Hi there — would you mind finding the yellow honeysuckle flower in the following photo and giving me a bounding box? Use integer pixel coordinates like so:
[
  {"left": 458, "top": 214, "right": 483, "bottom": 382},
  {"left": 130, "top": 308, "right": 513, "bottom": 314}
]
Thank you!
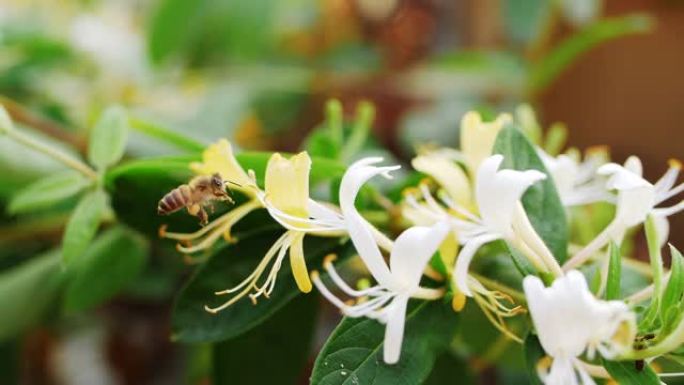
[
  {"left": 411, "top": 152, "right": 471, "bottom": 209},
  {"left": 190, "top": 139, "right": 254, "bottom": 191},
  {"left": 460, "top": 111, "right": 512, "bottom": 177},
  {"left": 265, "top": 152, "right": 310, "bottom": 219}
]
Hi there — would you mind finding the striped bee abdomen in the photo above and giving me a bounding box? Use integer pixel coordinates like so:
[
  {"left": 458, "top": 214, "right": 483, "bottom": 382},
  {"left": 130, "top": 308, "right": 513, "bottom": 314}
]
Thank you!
[{"left": 158, "top": 184, "right": 192, "bottom": 215}]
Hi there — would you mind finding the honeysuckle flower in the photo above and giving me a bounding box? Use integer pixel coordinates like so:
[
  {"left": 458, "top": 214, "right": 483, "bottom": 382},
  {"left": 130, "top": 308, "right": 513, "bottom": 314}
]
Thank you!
[
  {"left": 411, "top": 150, "right": 471, "bottom": 208},
  {"left": 453, "top": 154, "right": 563, "bottom": 296},
  {"left": 538, "top": 148, "right": 612, "bottom": 207},
  {"left": 524, "top": 270, "right": 636, "bottom": 385},
  {"left": 312, "top": 220, "right": 450, "bottom": 364},
  {"left": 565, "top": 156, "right": 684, "bottom": 270},
  {"left": 206, "top": 151, "right": 347, "bottom": 313},
  {"left": 460, "top": 111, "right": 512, "bottom": 177}
]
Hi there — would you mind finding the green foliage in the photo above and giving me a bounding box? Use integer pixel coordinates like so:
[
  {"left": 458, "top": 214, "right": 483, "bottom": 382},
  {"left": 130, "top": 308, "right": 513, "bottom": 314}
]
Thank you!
[
  {"left": 61, "top": 189, "right": 108, "bottom": 265},
  {"left": 493, "top": 124, "right": 568, "bottom": 263},
  {"left": 423, "top": 352, "right": 475, "bottom": 385},
  {"left": 502, "top": 0, "right": 552, "bottom": 45},
  {"left": 662, "top": 246, "right": 684, "bottom": 319},
  {"left": 606, "top": 241, "right": 622, "bottom": 300},
  {"left": 0, "top": 250, "right": 64, "bottom": 341},
  {"left": 63, "top": 227, "right": 148, "bottom": 312},
  {"left": 7, "top": 171, "right": 90, "bottom": 214},
  {"left": 128, "top": 117, "right": 205, "bottom": 153},
  {"left": 529, "top": 14, "right": 654, "bottom": 92},
  {"left": 88, "top": 106, "right": 129, "bottom": 170},
  {"left": 523, "top": 334, "right": 544, "bottom": 385},
  {"left": 310, "top": 301, "right": 459, "bottom": 385},
  {"left": 603, "top": 358, "right": 660, "bottom": 385},
  {"left": 213, "top": 294, "right": 318, "bottom": 385},
  {"left": 172, "top": 230, "right": 350, "bottom": 342}
]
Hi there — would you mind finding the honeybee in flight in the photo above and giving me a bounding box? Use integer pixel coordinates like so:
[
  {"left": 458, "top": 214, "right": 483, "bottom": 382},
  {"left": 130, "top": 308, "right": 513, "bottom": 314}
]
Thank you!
[{"left": 157, "top": 173, "right": 236, "bottom": 225}]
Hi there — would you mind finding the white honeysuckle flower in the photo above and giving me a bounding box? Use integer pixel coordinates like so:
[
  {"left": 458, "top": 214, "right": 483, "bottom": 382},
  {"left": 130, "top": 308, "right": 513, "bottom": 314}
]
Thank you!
[
  {"left": 312, "top": 220, "right": 450, "bottom": 364},
  {"left": 453, "top": 155, "right": 562, "bottom": 296},
  {"left": 558, "top": 0, "right": 602, "bottom": 27},
  {"left": 538, "top": 148, "right": 613, "bottom": 207},
  {"left": 411, "top": 150, "right": 471, "bottom": 208},
  {"left": 565, "top": 156, "right": 684, "bottom": 270},
  {"left": 460, "top": 111, "right": 512, "bottom": 177},
  {"left": 524, "top": 270, "right": 636, "bottom": 385}
]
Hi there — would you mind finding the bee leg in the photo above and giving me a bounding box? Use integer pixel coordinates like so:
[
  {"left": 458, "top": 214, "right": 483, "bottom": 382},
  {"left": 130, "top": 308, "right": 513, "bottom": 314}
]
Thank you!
[
  {"left": 197, "top": 207, "right": 209, "bottom": 226},
  {"left": 224, "top": 194, "right": 235, "bottom": 205},
  {"left": 208, "top": 203, "right": 215, "bottom": 214}
]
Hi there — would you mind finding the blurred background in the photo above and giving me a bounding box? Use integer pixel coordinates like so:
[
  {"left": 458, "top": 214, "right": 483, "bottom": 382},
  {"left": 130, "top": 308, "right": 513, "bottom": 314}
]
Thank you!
[{"left": 0, "top": 0, "right": 682, "bottom": 384}]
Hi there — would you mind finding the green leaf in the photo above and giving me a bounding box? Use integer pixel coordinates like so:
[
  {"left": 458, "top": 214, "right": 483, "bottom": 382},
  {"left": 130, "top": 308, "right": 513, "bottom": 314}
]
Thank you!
[
  {"left": 502, "top": 0, "right": 552, "bottom": 45},
  {"left": 310, "top": 301, "right": 459, "bottom": 385},
  {"left": 603, "top": 358, "right": 660, "bottom": 385},
  {"left": 661, "top": 245, "right": 684, "bottom": 319},
  {"left": 523, "top": 334, "right": 544, "bottom": 385},
  {"left": 423, "top": 352, "right": 475, "bottom": 385},
  {"left": 128, "top": 116, "right": 205, "bottom": 152},
  {"left": 529, "top": 14, "right": 654, "bottom": 93},
  {"left": 172, "top": 230, "right": 350, "bottom": 342},
  {"left": 62, "top": 189, "right": 108, "bottom": 265},
  {"left": 645, "top": 215, "right": 664, "bottom": 297},
  {"left": 606, "top": 241, "right": 622, "bottom": 300},
  {"left": 213, "top": 294, "right": 318, "bottom": 385},
  {"left": 64, "top": 227, "right": 148, "bottom": 312},
  {"left": 493, "top": 124, "right": 568, "bottom": 263},
  {"left": 88, "top": 106, "right": 129, "bottom": 170},
  {"left": 0, "top": 250, "right": 64, "bottom": 341},
  {"left": 8, "top": 171, "right": 90, "bottom": 214},
  {"left": 147, "top": 0, "right": 208, "bottom": 64}
]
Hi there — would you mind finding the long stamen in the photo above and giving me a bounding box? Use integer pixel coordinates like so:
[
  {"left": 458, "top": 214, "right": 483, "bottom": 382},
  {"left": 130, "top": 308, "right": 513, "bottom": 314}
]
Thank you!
[
  {"left": 323, "top": 255, "right": 386, "bottom": 297},
  {"left": 656, "top": 182, "right": 684, "bottom": 204}
]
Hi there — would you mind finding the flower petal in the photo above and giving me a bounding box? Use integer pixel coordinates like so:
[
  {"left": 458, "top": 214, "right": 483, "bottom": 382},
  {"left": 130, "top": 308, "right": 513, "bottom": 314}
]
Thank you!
[
  {"left": 453, "top": 233, "right": 501, "bottom": 296},
  {"left": 476, "top": 155, "right": 546, "bottom": 237},
  {"left": 389, "top": 221, "right": 450, "bottom": 290},
  {"left": 190, "top": 139, "right": 252, "bottom": 187},
  {"left": 411, "top": 153, "right": 471, "bottom": 207},
  {"left": 289, "top": 232, "right": 312, "bottom": 293},
  {"left": 339, "top": 158, "right": 400, "bottom": 287},
  {"left": 460, "top": 111, "right": 512, "bottom": 177},
  {"left": 265, "top": 152, "right": 311, "bottom": 218},
  {"left": 383, "top": 295, "right": 409, "bottom": 364}
]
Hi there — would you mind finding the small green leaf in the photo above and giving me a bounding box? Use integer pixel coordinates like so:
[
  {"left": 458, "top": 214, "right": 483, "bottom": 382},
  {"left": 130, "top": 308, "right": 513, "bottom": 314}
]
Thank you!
[
  {"left": 493, "top": 124, "right": 568, "bottom": 263},
  {"left": 172, "top": 230, "right": 350, "bottom": 342},
  {"left": 8, "top": 171, "right": 90, "bottom": 214},
  {"left": 606, "top": 241, "right": 622, "bottom": 300},
  {"left": 0, "top": 250, "right": 64, "bottom": 341},
  {"left": 603, "top": 358, "right": 660, "bottom": 385},
  {"left": 64, "top": 226, "right": 148, "bottom": 312},
  {"left": 529, "top": 14, "right": 654, "bottom": 92},
  {"left": 661, "top": 246, "right": 684, "bottom": 320},
  {"left": 523, "top": 334, "right": 544, "bottom": 385},
  {"left": 88, "top": 106, "right": 129, "bottom": 170},
  {"left": 62, "top": 189, "right": 108, "bottom": 265},
  {"left": 310, "top": 301, "right": 459, "bottom": 385},
  {"left": 645, "top": 215, "right": 664, "bottom": 299},
  {"left": 213, "top": 294, "right": 318, "bottom": 385}
]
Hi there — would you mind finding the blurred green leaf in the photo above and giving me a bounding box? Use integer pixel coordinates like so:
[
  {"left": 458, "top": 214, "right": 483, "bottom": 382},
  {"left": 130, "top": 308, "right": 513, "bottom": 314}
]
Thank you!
[
  {"left": 529, "top": 14, "right": 654, "bottom": 93},
  {"left": 88, "top": 106, "right": 129, "bottom": 170},
  {"left": 172, "top": 230, "right": 350, "bottom": 342},
  {"left": 606, "top": 241, "right": 622, "bottom": 300},
  {"left": 310, "top": 301, "right": 459, "bottom": 385},
  {"left": 62, "top": 189, "right": 108, "bottom": 265},
  {"left": 502, "top": 0, "right": 552, "bottom": 45},
  {"left": 662, "top": 246, "right": 684, "bottom": 320},
  {"left": 494, "top": 125, "right": 568, "bottom": 263},
  {"left": 128, "top": 116, "right": 205, "bottom": 153},
  {"left": 523, "top": 334, "right": 544, "bottom": 385},
  {"left": 603, "top": 358, "right": 660, "bottom": 385},
  {"left": 213, "top": 294, "right": 318, "bottom": 385},
  {"left": 305, "top": 129, "right": 341, "bottom": 160},
  {"left": 64, "top": 226, "right": 148, "bottom": 312},
  {"left": 423, "top": 352, "right": 475, "bottom": 385},
  {"left": 0, "top": 250, "right": 63, "bottom": 341},
  {"left": 148, "top": 0, "right": 209, "bottom": 64},
  {"left": 8, "top": 171, "right": 90, "bottom": 214}
]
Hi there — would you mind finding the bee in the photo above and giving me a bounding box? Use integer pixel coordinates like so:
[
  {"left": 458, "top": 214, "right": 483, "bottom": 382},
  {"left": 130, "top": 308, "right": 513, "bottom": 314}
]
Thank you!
[{"left": 157, "top": 173, "right": 235, "bottom": 225}]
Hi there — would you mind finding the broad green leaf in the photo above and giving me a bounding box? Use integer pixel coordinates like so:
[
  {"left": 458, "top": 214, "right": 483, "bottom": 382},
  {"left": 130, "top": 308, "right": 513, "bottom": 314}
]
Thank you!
[
  {"left": 529, "top": 14, "right": 653, "bottom": 92},
  {"left": 603, "top": 358, "right": 660, "bottom": 385},
  {"left": 64, "top": 227, "right": 148, "bottom": 312},
  {"left": 213, "top": 294, "right": 318, "bottom": 385},
  {"left": 661, "top": 246, "right": 684, "bottom": 319},
  {"left": 147, "top": 0, "right": 208, "bottom": 64},
  {"left": 8, "top": 171, "right": 90, "bottom": 214},
  {"left": 606, "top": 241, "right": 622, "bottom": 300},
  {"left": 310, "top": 301, "right": 459, "bottom": 385},
  {"left": 106, "top": 153, "right": 346, "bottom": 235},
  {"left": 493, "top": 125, "right": 568, "bottom": 263},
  {"left": 0, "top": 250, "right": 64, "bottom": 341},
  {"left": 88, "top": 106, "right": 129, "bottom": 170},
  {"left": 523, "top": 334, "right": 544, "bottom": 385},
  {"left": 172, "top": 230, "right": 350, "bottom": 342},
  {"left": 424, "top": 352, "right": 475, "bottom": 385},
  {"left": 62, "top": 189, "right": 108, "bottom": 265}
]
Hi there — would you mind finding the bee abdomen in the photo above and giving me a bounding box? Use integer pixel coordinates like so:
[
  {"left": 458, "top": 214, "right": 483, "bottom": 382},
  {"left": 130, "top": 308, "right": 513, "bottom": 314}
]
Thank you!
[{"left": 157, "top": 185, "right": 192, "bottom": 215}]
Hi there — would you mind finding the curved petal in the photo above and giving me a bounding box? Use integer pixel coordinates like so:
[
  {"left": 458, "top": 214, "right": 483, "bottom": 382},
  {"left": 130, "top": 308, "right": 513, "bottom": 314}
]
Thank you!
[
  {"left": 453, "top": 233, "right": 500, "bottom": 296},
  {"left": 383, "top": 295, "right": 409, "bottom": 364},
  {"left": 265, "top": 152, "right": 311, "bottom": 218},
  {"left": 389, "top": 221, "right": 450, "bottom": 290},
  {"left": 476, "top": 155, "right": 546, "bottom": 237},
  {"left": 189, "top": 139, "right": 252, "bottom": 187},
  {"left": 289, "top": 232, "right": 312, "bottom": 293},
  {"left": 460, "top": 111, "right": 512, "bottom": 176},
  {"left": 411, "top": 153, "right": 471, "bottom": 207},
  {"left": 652, "top": 213, "right": 670, "bottom": 248},
  {"left": 339, "top": 158, "right": 400, "bottom": 287}
]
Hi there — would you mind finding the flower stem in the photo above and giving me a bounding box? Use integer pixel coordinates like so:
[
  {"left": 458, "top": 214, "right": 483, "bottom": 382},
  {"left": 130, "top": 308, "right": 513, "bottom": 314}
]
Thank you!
[{"left": 6, "top": 127, "right": 98, "bottom": 180}]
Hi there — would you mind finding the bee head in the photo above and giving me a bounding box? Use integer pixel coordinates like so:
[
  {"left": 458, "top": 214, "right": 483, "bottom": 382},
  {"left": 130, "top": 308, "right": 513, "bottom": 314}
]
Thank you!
[{"left": 210, "top": 173, "right": 227, "bottom": 196}]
